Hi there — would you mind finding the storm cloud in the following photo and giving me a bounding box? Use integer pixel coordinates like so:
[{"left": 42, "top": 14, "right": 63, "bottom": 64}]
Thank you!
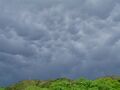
[{"left": 0, "top": 0, "right": 120, "bottom": 86}]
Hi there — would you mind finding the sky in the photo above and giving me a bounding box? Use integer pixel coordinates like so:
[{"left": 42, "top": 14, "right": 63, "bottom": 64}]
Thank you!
[{"left": 0, "top": 0, "right": 120, "bottom": 86}]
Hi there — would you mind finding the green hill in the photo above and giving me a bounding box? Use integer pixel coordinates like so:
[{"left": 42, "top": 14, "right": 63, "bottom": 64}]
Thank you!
[
  {"left": 1, "top": 76, "right": 120, "bottom": 90},
  {"left": 0, "top": 87, "right": 5, "bottom": 90}
]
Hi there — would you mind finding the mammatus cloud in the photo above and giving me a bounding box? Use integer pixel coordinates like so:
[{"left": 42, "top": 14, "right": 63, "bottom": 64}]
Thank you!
[{"left": 0, "top": 0, "right": 120, "bottom": 86}]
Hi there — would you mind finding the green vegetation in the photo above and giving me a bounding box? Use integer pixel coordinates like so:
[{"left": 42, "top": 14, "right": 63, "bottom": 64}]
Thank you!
[
  {"left": 0, "top": 87, "right": 5, "bottom": 90},
  {"left": 1, "top": 76, "right": 120, "bottom": 90}
]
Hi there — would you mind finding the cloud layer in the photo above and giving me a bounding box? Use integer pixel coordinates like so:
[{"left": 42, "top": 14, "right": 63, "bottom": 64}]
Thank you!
[{"left": 0, "top": 0, "right": 120, "bottom": 86}]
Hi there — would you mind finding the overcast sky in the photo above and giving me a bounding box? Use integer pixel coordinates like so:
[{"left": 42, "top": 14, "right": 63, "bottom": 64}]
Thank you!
[{"left": 0, "top": 0, "right": 120, "bottom": 86}]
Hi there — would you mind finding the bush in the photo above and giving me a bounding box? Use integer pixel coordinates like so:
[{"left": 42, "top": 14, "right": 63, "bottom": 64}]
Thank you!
[{"left": 3, "top": 76, "right": 120, "bottom": 90}]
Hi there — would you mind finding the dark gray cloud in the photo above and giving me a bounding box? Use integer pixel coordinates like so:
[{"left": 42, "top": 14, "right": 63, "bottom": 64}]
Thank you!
[{"left": 0, "top": 0, "right": 120, "bottom": 86}]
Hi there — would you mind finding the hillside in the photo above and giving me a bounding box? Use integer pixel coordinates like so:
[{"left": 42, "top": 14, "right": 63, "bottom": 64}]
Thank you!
[{"left": 1, "top": 76, "right": 120, "bottom": 90}]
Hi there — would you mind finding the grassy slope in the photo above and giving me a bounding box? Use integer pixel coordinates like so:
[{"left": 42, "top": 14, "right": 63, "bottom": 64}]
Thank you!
[
  {"left": 2, "top": 76, "right": 120, "bottom": 90},
  {"left": 0, "top": 87, "right": 5, "bottom": 90}
]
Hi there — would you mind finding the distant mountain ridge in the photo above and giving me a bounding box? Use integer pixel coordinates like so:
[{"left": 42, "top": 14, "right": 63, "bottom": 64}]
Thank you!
[{"left": 97, "top": 75, "right": 120, "bottom": 80}]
